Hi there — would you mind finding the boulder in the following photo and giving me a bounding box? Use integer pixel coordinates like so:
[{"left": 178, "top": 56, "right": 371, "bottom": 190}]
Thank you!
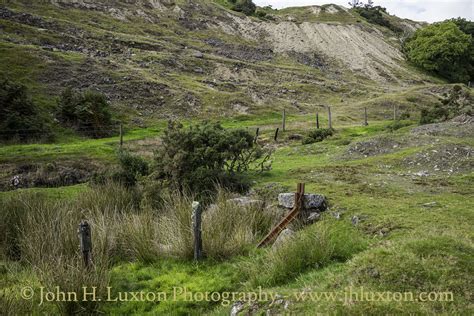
[
  {"left": 272, "top": 228, "right": 294, "bottom": 249},
  {"left": 278, "top": 193, "right": 326, "bottom": 210}
]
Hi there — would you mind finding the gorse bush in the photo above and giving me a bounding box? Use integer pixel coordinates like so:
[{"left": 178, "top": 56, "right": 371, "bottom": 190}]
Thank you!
[
  {"left": 303, "top": 128, "right": 334, "bottom": 144},
  {"left": 114, "top": 150, "right": 150, "bottom": 187},
  {"left": 56, "top": 88, "right": 113, "bottom": 138},
  {"left": 0, "top": 79, "right": 52, "bottom": 142},
  {"left": 153, "top": 121, "right": 271, "bottom": 197},
  {"left": 92, "top": 150, "right": 150, "bottom": 187},
  {"left": 240, "top": 220, "right": 367, "bottom": 287}
]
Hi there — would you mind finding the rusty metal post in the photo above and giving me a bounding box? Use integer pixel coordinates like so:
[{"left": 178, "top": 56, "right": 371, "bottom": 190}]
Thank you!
[
  {"left": 78, "top": 220, "right": 92, "bottom": 268},
  {"left": 274, "top": 127, "right": 279, "bottom": 142},
  {"left": 192, "top": 202, "right": 203, "bottom": 261}
]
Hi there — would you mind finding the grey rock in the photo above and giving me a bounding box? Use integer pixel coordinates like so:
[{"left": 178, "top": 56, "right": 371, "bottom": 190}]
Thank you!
[
  {"left": 307, "top": 212, "right": 321, "bottom": 223},
  {"left": 351, "top": 215, "right": 359, "bottom": 225},
  {"left": 227, "top": 197, "right": 264, "bottom": 209},
  {"left": 10, "top": 175, "right": 21, "bottom": 188},
  {"left": 193, "top": 51, "right": 203, "bottom": 58},
  {"left": 230, "top": 301, "right": 244, "bottom": 316},
  {"left": 272, "top": 228, "right": 294, "bottom": 249},
  {"left": 278, "top": 193, "right": 326, "bottom": 210}
]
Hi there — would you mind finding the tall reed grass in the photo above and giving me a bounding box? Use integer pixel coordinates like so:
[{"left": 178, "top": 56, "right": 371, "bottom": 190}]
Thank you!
[{"left": 1, "top": 183, "right": 276, "bottom": 313}]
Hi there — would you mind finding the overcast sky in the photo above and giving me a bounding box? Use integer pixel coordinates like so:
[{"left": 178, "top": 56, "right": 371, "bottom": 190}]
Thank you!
[{"left": 254, "top": 0, "right": 473, "bottom": 23}]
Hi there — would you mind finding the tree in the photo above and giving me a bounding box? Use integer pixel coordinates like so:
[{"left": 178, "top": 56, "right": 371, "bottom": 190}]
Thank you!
[
  {"left": 448, "top": 17, "right": 474, "bottom": 37},
  {"left": 56, "top": 88, "right": 113, "bottom": 138},
  {"left": 404, "top": 22, "right": 472, "bottom": 83},
  {"left": 0, "top": 79, "right": 52, "bottom": 142},
  {"left": 152, "top": 121, "right": 271, "bottom": 196}
]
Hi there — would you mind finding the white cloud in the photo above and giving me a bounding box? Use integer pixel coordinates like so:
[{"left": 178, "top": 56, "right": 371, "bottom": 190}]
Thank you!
[{"left": 254, "top": 0, "right": 474, "bottom": 23}]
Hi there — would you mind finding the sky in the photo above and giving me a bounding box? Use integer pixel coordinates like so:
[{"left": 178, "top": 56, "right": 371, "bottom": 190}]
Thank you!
[{"left": 253, "top": 0, "right": 474, "bottom": 23}]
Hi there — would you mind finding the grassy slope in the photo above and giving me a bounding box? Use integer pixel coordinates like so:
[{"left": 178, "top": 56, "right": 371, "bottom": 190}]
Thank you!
[{"left": 2, "top": 116, "right": 472, "bottom": 314}]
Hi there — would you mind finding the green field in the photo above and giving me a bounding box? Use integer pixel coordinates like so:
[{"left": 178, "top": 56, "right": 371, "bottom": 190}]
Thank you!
[{"left": 2, "top": 114, "right": 473, "bottom": 314}]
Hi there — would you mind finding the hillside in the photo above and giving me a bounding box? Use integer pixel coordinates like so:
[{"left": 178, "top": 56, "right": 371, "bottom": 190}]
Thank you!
[{"left": 1, "top": 0, "right": 435, "bottom": 123}]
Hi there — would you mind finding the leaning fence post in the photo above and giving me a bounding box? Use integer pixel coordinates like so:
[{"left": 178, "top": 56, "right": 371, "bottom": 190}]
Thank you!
[
  {"left": 274, "top": 127, "right": 279, "bottom": 142},
  {"left": 364, "top": 107, "right": 368, "bottom": 126},
  {"left": 192, "top": 201, "right": 203, "bottom": 261},
  {"left": 254, "top": 128, "right": 259, "bottom": 144},
  {"left": 78, "top": 220, "right": 92, "bottom": 268},
  {"left": 328, "top": 106, "right": 332, "bottom": 129}
]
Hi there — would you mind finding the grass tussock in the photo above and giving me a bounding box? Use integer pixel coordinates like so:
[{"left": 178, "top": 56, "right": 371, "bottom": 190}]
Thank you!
[
  {"left": 202, "top": 191, "right": 274, "bottom": 259},
  {"left": 0, "top": 182, "right": 159, "bottom": 314},
  {"left": 240, "top": 219, "right": 367, "bottom": 287}
]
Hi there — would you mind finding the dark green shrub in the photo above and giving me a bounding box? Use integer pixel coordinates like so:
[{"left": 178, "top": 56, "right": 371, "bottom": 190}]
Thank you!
[
  {"left": 57, "top": 88, "right": 113, "bottom": 138},
  {"left": 231, "top": 0, "right": 256, "bottom": 16},
  {"left": 0, "top": 79, "right": 52, "bottom": 142},
  {"left": 302, "top": 128, "right": 334, "bottom": 144},
  {"left": 385, "top": 120, "right": 412, "bottom": 132},
  {"left": 355, "top": 5, "right": 402, "bottom": 33},
  {"left": 92, "top": 151, "right": 149, "bottom": 187},
  {"left": 153, "top": 121, "right": 271, "bottom": 196},
  {"left": 420, "top": 85, "right": 473, "bottom": 124}
]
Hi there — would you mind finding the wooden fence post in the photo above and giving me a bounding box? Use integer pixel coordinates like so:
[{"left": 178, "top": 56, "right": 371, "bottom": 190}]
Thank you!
[
  {"left": 364, "top": 107, "right": 368, "bottom": 126},
  {"left": 78, "top": 220, "right": 92, "bottom": 268},
  {"left": 192, "top": 201, "right": 203, "bottom": 261},
  {"left": 393, "top": 104, "right": 398, "bottom": 121},
  {"left": 274, "top": 128, "right": 279, "bottom": 142},
  {"left": 254, "top": 128, "right": 259, "bottom": 144},
  {"left": 316, "top": 112, "right": 320, "bottom": 129},
  {"left": 282, "top": 109, "right": 286, "bottom": 132},
  {"left": 328, "top": 106, "right": 332, "bottom": 129},
  {"left": 119, "top": 123, "right": 123, "bottom": 148}
]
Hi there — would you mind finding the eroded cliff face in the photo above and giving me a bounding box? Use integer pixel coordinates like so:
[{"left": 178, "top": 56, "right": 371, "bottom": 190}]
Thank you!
[{"left": 214, "top": 12, "right": 405, "bottom": 81}]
